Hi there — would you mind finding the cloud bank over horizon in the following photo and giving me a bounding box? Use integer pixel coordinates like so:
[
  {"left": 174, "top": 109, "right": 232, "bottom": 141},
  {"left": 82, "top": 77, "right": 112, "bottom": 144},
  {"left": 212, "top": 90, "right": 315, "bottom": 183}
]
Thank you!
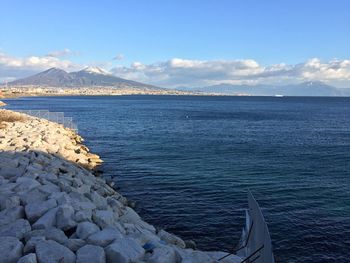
[
  {"left": 1, "top": 51, "right": 350, "bottom": 88},
  {"left": 110, "top": 58, "right": 350, "bottom": 88},
  {"left": 0, "top": 51, "right": 81, "bottom": 82}
]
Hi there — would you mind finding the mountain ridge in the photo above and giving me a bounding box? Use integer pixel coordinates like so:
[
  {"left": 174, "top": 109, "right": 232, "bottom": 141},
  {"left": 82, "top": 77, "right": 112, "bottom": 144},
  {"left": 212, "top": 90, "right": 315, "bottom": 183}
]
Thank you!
[
  {"left": 8, "top": 67, "right": 161, "bottom": 90},
  {"left": 181, "top": 81, "right": 349, "bottom": 96}
]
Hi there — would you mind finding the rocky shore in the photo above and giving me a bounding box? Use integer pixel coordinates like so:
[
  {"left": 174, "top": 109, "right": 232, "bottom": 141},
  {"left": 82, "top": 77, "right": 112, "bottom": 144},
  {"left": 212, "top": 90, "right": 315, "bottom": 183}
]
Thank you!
[{"left": 0, "top": 109, "right": 240, "bottom": 263}]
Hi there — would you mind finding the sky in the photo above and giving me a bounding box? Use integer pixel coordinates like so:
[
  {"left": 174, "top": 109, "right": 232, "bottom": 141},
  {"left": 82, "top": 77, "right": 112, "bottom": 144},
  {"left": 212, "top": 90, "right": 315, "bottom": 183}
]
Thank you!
[{"left": 0, "top": 0, "right": 350, "bottom": 88}]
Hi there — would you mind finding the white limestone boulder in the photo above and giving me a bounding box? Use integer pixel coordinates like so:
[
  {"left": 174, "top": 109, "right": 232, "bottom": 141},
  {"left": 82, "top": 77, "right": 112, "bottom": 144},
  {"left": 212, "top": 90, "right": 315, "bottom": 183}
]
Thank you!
[
  {"left": 76, "top": 221, "right": 100, "bottom": 239},
  {"left": 0, "top": 218, "right": 31, "bottom": 239},
  {"left": 119, "top": 207, "right": 156, "bottom": 233},
  {"left": 32, "top": 207, "right": 58, "bottom": 230},
  {"left": 75, "top": 209, "right": 93, "bottom": 222},
  {"left": 17, "top": 253, "right": 38, "bottom": 263},
  {"left": 87, "top": 191, "right": 108, "bottom": 209},
  {"left": 92, "top": 209, "right": 116, "bottom": 228},
  {"left": 19, "top": 188, "right": 48, "bottom": 206},
  {"left": 56, "top": 204, "right": 77, "bottom": 230},
  {"left": 35, "top": 240, "right": 76, "bottom": 263},
  {"left": 105, "top": 237, "right": 145, "bottom": 263},
  {"left": 158, "top": 229, "right": 186, "bottom": 248},
  {"left": 0, "top": 236, "right": 23, "bottom": 263},
  {"left": 65, "top": 238, "right": 86, "bottom": 252},
  {"left": 0, "top": 206, "right": 24, "bottom": 226},
  {"left": 76, "top": 244, "right": 106, "bottom": 263},
  {"left": 14, "top": 177, "right": 41, "bottom": 193},
  {"left": 87, "top": 227, "right": 123, "bottom": 247},
  {"left": 25, "top": 199, "right": 57, "bottom": 223},
  {"left": 145, "top": 246, "right": 180, "bottom": 263}
]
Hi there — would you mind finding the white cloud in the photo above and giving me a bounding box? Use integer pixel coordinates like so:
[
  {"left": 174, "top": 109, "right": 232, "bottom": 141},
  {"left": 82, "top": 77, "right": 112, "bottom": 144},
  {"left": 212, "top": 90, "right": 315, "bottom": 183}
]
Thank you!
[
  {"left": 298, "top": 58, "right": 350, "bottom": 80},
  {"left": 46, "top": 48, "right": 77, "bottom": 58},
  {"left": 1, "top": 51, "right": 350, "bottom": 88},
  {"left": 113, "top": 54, "right": 124, "bottom": 60},
  {"left": 111, "top": 58, "right": 350, "bottom": 88},
  {"left": 0, "top": 52, "right": 81, "bottom": 82}
]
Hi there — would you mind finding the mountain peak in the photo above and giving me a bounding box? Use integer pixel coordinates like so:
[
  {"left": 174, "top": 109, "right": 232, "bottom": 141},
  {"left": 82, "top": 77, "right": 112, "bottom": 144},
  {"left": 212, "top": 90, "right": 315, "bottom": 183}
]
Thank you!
[
  {"left": 44, "top": 67, "right": 67, "bottom": 73},
  {"left": 8, "top": 66, "right": 158, "bottom": 89},
  {"left": 81, "top": 66, "right": 110, "bottom": 75}
]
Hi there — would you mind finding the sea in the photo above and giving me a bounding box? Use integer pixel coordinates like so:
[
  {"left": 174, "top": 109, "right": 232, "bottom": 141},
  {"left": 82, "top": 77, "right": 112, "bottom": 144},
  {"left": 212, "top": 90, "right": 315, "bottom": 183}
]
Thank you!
[{"left": 4, "top": 95, "right": 350, "bottom": 262}]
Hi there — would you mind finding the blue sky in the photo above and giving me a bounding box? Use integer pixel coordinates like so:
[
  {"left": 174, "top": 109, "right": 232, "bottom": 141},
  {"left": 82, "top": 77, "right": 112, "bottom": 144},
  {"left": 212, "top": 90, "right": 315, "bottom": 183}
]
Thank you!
[{"left": 1, "top": 0, "right": 350, "bottom": 87}]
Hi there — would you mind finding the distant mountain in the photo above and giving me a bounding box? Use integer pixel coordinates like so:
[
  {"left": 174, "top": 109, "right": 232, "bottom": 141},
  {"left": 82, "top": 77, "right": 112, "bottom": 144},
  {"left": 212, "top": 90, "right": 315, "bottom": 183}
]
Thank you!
[
  {"left": 185, "top": 81, "right": 344, "bottom": 96},
  {"left": 8, "top": 67, "right": 160, "bottom": 89}
]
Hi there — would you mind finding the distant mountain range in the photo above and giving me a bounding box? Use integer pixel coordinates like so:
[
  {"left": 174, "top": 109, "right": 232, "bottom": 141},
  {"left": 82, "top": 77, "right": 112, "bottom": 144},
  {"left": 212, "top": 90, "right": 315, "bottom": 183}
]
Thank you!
[
  {"left": 180, "top": 81, "right": 350, "bottom": 96},
  {"left": 8, "top": 67, "right": 161, "bottom": 89},
  {"left": 6, "top": 67, "right": 350, "bottom": 96}
]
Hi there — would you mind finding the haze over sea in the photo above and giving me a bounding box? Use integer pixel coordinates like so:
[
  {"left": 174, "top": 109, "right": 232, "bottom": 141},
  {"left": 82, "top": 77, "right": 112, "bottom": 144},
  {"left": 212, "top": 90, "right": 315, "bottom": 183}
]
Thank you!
[{"left": 5, "top": 95, "right": 350, "bottom": 263}]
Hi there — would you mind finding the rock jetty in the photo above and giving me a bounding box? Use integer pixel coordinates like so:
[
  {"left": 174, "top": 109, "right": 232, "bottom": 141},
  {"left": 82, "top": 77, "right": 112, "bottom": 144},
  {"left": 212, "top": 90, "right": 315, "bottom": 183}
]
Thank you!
[{"left": 0, "top": 109, "right": 240, "bottom": 263}]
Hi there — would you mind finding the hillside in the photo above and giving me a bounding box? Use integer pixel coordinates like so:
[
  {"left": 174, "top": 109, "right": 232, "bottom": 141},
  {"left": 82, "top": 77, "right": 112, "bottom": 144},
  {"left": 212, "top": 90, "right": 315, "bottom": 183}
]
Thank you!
[
  {"left": 8, "top": 67, "right": 161, "bottom": 90},
  {"left": 186, "top": 81, "right": 344, "bottom": 96}
]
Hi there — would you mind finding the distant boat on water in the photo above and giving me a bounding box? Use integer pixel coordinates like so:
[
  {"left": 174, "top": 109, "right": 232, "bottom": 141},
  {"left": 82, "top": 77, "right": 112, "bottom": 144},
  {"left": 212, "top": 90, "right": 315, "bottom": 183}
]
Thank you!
[{"left": 274, "top": 94, "right": 284, "bottom": 97}]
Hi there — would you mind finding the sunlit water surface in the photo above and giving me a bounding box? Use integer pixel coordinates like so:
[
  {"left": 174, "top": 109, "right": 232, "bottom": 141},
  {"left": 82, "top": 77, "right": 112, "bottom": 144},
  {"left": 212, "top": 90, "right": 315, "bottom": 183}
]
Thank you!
[{"left": 5, "top": 95, "right": 350, "bottom": 262}]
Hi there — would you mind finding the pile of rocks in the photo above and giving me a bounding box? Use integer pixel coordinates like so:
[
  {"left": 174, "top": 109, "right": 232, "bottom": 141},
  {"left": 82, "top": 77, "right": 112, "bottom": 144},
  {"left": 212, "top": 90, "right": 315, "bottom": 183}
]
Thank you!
[{"left": 0, "top": 110, "right": 240, "bottom": 263}]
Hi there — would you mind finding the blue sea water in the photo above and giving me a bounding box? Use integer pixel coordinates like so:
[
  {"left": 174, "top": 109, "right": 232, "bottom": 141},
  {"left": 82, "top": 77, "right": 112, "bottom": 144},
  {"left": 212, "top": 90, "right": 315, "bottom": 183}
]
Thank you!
[{"left": 4, "top": 95, "right": 350, "bottom": 262}]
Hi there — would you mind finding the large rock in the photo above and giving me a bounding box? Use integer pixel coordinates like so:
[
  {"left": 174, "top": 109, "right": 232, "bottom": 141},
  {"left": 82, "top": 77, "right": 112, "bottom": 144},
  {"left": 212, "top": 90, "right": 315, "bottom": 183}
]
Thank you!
[
  {"left": 1, "top": 166, "right": 25, "bottom": 179},
  {"left": 72, "top": 200, "right": 96, "bottom": 211},
  {"left": 38, "top": 183, "right": 60, "bottom": 195},
  {"left": 119, "top": 207, "right": 155, "bottom": 233},
  {"left": 35, "top": 240, "right": 76, "bottom": 263},
  {"left": 69, "top": 191, "right": 91, "bottom": 203},
  {"left": 92, "top": 210, "right": 116, "bottom": 228},
  {"left": 17, "top": 253, "right": 37, "bottom": 263},
  {"left": 87, "top": 227, "right": 123, "bottom": 247},
  {"left": 75, "top": 209, "right": 92, "bottom": 222},
  {"left": 37, "top": 172, "right": 58, "bottom": 184},
  {"left": 0, "top": 218, "right": 31, "bottom": 239},
  {"left": 76, "top": 184, "right": 91, "bottom": 194},
  {"left": 105, "top": 237, "right": 145, "bottom": 263},
  {"left": 128, "top": 227, "right": 160, "bottom": 246},
  {"left": 23, "top": 236, "right": 45, "bottom": 254},
  {"left": 24, "top": 230, "right": 45, "bottom": 243},
  {"left": 0, "top": 183, "right": 17, "bottom": 196},
  {"left": 0, "top": 206, "right": 24, "bottom": 226},
  {"left": 14, "top": 177, "right": 41, "bottom": 192},
  {"left": 25, "top": 199, "right": 57, "bottom": 223},
  {"left": 32, "top": 207, "right": 58, "bottom": 230},
  {"left": 76, "top": 221, "right": 100, "bottom": 239},
  {"left": 44, "top": 227, "right": 68, "bottom": 245},
  {"left": 158, "top": 229, "right": 186, "bottom": 248},
  {"left": 56, "top": 205, "right": 76, "bottom": 230},
  {"left": 19, "top": 188, "right": 48, "bottom": 206},
  {"left": 0, "top": 236, "right": 23, "bottom": 263},
  {"left": 87, "top": 191, "right": 108, "bottom": 210},
  {"left": 146, "top": 246, "right": 180, "bottom": 263},
  {"left": 106, "top": 196, "right": 124, "bottom": 214},
  {"left": 76, "top": 245, "right": 106, "bottom": 263},
  {"left": 49, "top": 192, "right": 71, "bottom": 205},
  {"left": 1, "top": 195, "right": 21, "bottom": 210},
  {"left": 65, "top": 238, "right": 86, "bottom": 252}
]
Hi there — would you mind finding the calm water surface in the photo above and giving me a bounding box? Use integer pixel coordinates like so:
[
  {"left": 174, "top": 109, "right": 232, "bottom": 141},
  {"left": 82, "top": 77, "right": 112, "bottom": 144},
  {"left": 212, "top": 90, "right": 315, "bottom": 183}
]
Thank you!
[{"left": 5, "top": 95, "right": 350, "bottom": 262}]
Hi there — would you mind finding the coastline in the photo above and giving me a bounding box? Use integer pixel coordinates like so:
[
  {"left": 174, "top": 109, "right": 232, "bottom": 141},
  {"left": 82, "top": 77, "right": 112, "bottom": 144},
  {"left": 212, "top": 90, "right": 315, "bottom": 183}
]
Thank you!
[
  {"left": 0, "top": 86, "right": 252, "bottom": 99},
  {"left": 0, "top": 109, "right": 240, "bottom": 263},
  {"left": 0, "top": 86, "right": 201, "bottom": 99}
]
